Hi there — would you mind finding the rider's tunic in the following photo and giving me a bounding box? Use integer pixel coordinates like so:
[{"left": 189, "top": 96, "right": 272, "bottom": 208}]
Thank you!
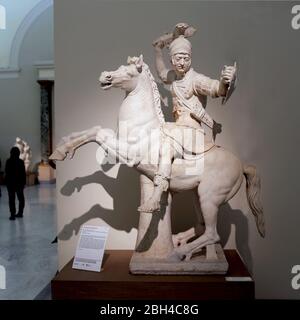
[
  {"left": 171, "top": 68, "right": 220, "bottom": 130},
  {"left": 161, "top": 68, "right": 219, "bottom": 155}
]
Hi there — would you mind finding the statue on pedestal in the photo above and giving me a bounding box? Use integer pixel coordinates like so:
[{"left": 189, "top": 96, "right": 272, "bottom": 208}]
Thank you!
[
  {"left": 15, "top": 137, "right": 32, "bottom": 173},
  {"left": 50, "top": 23, "right": 264, "bottom": 274}
]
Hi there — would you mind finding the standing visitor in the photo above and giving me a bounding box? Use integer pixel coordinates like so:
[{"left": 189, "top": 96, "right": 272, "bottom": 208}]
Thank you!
[{"left": 5, "top": 147, "right": 26, "bottom": 220}]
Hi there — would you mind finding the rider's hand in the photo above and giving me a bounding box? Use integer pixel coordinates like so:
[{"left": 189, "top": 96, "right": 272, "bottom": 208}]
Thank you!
[
  {"left": 220, "top": 65, "right": 236, "bottom": 85},
  {"left": 153, "top": 40, "right": 165, "bottom": 50},
  {"left": 213, "top": 121, "right": 222, "bottom": 141}
]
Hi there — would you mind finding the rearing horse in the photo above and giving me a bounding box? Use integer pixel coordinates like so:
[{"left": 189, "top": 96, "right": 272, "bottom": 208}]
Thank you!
[{"left": 50, "top": 55, "right": 265, "bottom": 263}]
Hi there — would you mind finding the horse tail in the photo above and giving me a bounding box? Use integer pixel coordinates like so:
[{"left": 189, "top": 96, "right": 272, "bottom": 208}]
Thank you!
[{"left": 243, "top": 164, "right": 265, "bottom": 238}]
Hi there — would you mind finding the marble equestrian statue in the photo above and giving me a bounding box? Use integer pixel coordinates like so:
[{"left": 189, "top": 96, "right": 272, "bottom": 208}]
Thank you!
[{"left": 50, "top": 28, "right": 265, "bottom": 274}]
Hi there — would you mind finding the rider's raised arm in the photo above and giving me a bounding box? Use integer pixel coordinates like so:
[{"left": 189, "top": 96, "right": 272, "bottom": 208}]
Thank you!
[
  {"left": 193, "top": 65, "right": 237, "bottom": 98},
  {"left": 154, "top": 43, "right": 175, "bottom": 84}
]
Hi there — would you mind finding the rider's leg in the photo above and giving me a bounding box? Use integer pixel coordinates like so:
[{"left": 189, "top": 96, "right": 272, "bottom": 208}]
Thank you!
[{"left": 138, "top": 138, "right": 175, "bottom": 213}]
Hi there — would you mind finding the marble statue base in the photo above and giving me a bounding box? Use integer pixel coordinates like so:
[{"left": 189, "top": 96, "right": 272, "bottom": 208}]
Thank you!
[
  {"left": 38, "top": 163, "right": 56, "bottom": 183},
  {"left": 129, "top": 244, "right": 228, "bottom": 275}
]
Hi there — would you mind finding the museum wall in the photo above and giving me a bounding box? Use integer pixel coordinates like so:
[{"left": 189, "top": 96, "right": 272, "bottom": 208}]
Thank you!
[
  {"left": 54, "top": 0, "right": 300, "bottom": 299},
  {"left": 0, "top": 0, "right": 42, "bottom": 68},
  {"left": 0, "top": 6, "right": 53, "bottom": 170}
]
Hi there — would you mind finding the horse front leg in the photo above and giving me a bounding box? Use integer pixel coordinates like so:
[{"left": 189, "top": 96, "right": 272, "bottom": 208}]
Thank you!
[
  {"left": 172, "top": 227, "right": 196, "bottom": 247},
  {"left": 50, "top": 126, "right": 101, "bottom": 161},
  {"left": 50, "top": 125, "right": 135, "bottom": 166}
]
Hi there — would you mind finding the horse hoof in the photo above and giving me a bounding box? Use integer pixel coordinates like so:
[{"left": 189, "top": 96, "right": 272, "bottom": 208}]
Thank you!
[
  {"left": 49, "top": 149, "right": 66, "bottom": 161},
  {"left": 172, "top": 235, "right": 187, "bottom": 247},
  {"left": 184, "top": 253, "right": 193, "bottom": 261},
  {"left": 172, "top": 235, "right": 180, "bottom": 247},
  {"left": 167, "top": 251, "right": 183, "bottom": 262}
]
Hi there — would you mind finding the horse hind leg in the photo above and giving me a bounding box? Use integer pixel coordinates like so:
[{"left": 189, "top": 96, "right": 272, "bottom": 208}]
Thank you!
[
  {"left": 172, "top": 189, "right": 205, "bottom": 247},
  {"left": 186, "top": 201, "right": 220, "bottom": 260},
  {"left": 170, "top": 189, "right": 221, "bottom": 262}
]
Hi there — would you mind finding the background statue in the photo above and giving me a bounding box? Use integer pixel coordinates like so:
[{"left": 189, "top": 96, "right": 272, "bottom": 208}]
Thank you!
[
  {"left": 14, "top": 137, "right": 32, "bottom": 173},
  {"left": 50, "top": 52, "right": 264, "bottom": 274}
]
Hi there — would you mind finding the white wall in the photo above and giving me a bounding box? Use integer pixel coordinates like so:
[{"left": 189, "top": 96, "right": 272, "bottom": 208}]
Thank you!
[
  {"left": 54, "top": 0, "right": 300, "bottom": 299},
  {"left": 0, "top": 6, "right": 53, "bottom": 170}
]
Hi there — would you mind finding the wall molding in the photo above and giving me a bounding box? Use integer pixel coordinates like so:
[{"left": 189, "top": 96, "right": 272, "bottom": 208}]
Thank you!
[
  {"left": 34, "top": 60, "right": 55, "bottom": 80},
  {"left": 0, "top": 67, "right": 21, "bottom": 79}
]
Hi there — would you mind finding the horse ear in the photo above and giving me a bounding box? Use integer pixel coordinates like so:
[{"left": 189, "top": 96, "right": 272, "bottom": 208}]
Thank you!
[
  {"left": 127, "top": 56, "right": 132, "bottom": 64},
  {"left": 136, "top": 54, "right": 143, "bottom": 73},
  {"left": 138, "top": 54, "right": 143, "bottom": 64}
]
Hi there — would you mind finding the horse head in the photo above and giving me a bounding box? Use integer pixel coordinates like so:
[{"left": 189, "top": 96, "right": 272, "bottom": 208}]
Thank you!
[
  {"left": 99, "top": 54, "right": 165, "bottom": 127},
  {"left": 99, "top": 55, "right": 144, "bottom": 93}
]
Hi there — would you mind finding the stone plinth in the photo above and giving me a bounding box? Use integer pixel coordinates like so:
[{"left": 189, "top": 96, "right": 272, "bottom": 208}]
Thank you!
[
  {"left": 38, "top": 163, "right": 55, "bottom": 183},
  {"left": 130, "top": 244, "right": 228, "bottom": 275}
]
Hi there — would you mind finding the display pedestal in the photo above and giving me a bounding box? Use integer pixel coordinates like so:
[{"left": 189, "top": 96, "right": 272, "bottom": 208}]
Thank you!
[
  {"left": 51, "top": 250, "right": 254, "bottom": 300},
  {"left": 38, "top": 163, "right": 55, "bottom": 183}
]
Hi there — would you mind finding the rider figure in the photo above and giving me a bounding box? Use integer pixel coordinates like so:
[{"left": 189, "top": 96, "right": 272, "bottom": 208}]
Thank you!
[{"left": 138, "top": 23, "right": 236, "bottom": 213}]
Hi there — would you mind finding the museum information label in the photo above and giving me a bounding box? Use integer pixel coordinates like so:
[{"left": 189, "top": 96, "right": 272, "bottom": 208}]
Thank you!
[{"left": 72, "top": 225, "right": 109, "bottom": 272}]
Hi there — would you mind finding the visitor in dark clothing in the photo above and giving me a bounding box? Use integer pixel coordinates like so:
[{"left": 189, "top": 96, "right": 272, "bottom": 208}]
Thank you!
[
  {"left": 0, "top": 158, "right": 2, "bottom": 197},
  {"left": 5, "top": 147, "right": 26, "bottom": 220}
]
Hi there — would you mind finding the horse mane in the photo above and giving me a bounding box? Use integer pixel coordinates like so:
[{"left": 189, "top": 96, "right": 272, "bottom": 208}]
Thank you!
[
  {"left": 128, "top": 56, "right": 165, "bottom": 125},
  {"left": 142, "top": 62, "right": 165, "bottom": 125}
]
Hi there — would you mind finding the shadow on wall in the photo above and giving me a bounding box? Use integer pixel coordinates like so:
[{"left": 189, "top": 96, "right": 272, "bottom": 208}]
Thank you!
[
  {"left": 218, "top": 203, "right": 253, "bottom": 274},
  {"left": 57, "top": 165, "right": 140, "bottom": 241},
  {"left": 56, "top": 164, "right": 253, "bottom": 273}
]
